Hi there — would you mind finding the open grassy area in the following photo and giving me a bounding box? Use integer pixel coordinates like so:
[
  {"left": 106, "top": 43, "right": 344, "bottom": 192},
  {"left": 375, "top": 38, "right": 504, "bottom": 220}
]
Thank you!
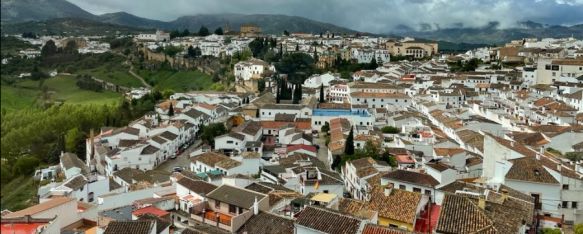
[
  {"left": 138, "top": 69, "right": 214, "bottom": 92},
  {"left": 3, "top": 76, "right": 122, "bottom": 109},
  {"left": 83, "top": 64, "right": 144, "bottom": 88},
  {"left": 1, "top": 84, "right": 41, "bottom": 111},
  {"left": 0, "top": 176, "right": 37, "bottom": 211}
]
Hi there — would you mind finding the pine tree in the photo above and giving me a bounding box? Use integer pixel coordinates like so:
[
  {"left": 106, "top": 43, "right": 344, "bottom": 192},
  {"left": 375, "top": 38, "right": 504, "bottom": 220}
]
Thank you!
[
  {"left": 168, "top": 103, "right": 174, "bottom": 116},
  {"left": 295, "top": 44, "right": 299, "bottom": 51},
  {"left": 319, "top": 84, "right": 325, "bottom": 103},
  {"left": 345, "top": 126, "right": 355, "bottom": 155}
]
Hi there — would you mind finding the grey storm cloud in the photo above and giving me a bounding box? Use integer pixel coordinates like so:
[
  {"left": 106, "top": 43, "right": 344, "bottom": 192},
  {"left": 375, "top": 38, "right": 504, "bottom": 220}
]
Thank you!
[{"left": 68, "top": 0, "right": 583, "bottom": 33}]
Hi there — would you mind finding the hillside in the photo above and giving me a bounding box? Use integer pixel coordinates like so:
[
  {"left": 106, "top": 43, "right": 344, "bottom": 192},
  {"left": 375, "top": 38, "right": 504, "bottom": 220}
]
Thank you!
[
  {"left": 167, "top": 14, "right": 358, "bottom": 34},
  {"left": 1, "top": 17, "right": 153, "bottom": 35},
  {"left": 396, "top": 24, "right": 583, "bottom": 45},
  {"left": 0, "top": 0, "right": 96, "bottom": 23}
]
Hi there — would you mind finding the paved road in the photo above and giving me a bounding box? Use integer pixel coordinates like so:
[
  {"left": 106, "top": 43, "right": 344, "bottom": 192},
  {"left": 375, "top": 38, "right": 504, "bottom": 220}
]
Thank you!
[
  {"left": 155, "top": 140, "right": 201, "bottom": 173},
  {"left": 314, "top": 133, "right": 330, "bottom": 169}
]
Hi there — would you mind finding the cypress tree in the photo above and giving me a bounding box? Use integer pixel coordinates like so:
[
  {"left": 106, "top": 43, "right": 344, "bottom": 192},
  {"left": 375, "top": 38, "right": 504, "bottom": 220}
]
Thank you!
[
  {"left": 168, "top": 103, "right": 175, "bottom": 116},
  {"left": 345, "top": 126, "right": 355, "bottom": 155},
  {"left": 319, "top": 84, "right": 325, "bottom": 103}
]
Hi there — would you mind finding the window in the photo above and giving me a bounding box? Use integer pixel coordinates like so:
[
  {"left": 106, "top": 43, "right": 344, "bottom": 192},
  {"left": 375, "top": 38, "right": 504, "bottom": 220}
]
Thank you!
[
  {"left": 215, "top": 200, "right": 221, "bottom": 208},
  {"left": 563, "top": 184, "right": 569, "bottom": 190},
  {"left": 425, "top": 190, "right": 432, "bottom": 196},
  {"left": 227, "top": 140, "right": 233, "bottom": 144},
  {"left": 573, "top": 202, "right": 578, "bottom": 209},
  {"left": 413, "top": 187, "right": 422, "bottom": 193},
  {"left": 562, "top": 201, "right": 569, "bottom": 208},
  {"left": 399, "top": 185, "right": 406, "bottom": 190},
  {"left": 389, "top": 224, "right": 399, "bottom": 228},
  {"left": 229, "top": 204, "right": 237, "bottom": 214},
  {"left": 545, "top": 64, "right": 551, "bottom": 70}
]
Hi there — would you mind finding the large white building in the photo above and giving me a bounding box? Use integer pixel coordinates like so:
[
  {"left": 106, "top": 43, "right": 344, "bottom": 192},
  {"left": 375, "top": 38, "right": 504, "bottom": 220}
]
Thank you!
[{"left": 234, "top": 58, "right": 275, "bottom": 82}]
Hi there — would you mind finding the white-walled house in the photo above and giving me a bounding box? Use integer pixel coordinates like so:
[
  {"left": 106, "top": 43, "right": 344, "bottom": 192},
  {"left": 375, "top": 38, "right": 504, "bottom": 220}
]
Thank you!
[
  {"left": 234, "top": 58, "right": 275, "bottom": 82},
  {"left": 381, "top": 169, "right": 440, "bottom": 200},
  {"left": 176, "top": 177, "right": 217, "bottom": 213},
  {"left": 60, "top": 152, "right": 90, "bottom": 179}
]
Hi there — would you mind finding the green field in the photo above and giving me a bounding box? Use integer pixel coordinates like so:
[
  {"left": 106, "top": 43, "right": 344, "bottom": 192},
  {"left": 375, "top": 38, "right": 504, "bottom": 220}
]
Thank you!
[
  {"left": 2, "top": 76, "right": 122, "bottom": 110},
  {"left": 0, "top": 176, "right": 37, "bottom": 211},
  {"left": 139, "top": 69, "right": 214, "bottom": 92},
  {"left": 1, "top": 85, "right": 41, "bottom": 111},
  {"left": 83, "top": 64, "right": 144, "bottom": 88}
]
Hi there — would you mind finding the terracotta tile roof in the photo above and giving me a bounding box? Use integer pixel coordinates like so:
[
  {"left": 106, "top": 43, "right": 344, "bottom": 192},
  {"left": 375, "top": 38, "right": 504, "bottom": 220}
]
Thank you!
[
  {"left": 434, "top": 148, "right": 465, "bottom": 157},
  {"left": 63, "top": 175, "right": 88, "bottom": 190},
  {"left": 486, "top": 134, "right": 537, "bottom": 158},
  {"left": 206, "top": 185, "right": 267, "bottom": 209},
  {"left": 384, "top": 170, "right": 439, "bottom": 187},
  {"left": 295, "top": 206, "right": 363, "bottom": 234},
  {"left": 362, "top": 224, "right": 412, "bottom": 234},
  {"left": 236, "top": 212, "right": 294, "bottom": 234},
  {"left": 60, "top": 152, "right": 89, "bottom": 174},
  {"left": 3, "top": 197, "right": 74, "bottom": 218},
  {"left": 132, "top": 206, "right": 169, "bottom": 218},
  {"left": 508, "top": 132, "right": 549, "bottom": 147},
  {"left": 190, "top": 152, "right": 239, "bottom": 168},
  {"left": 351, "top": 92, "right": 410, "bottom": 98},
  {"left": 287, "top": 144, "right": 317, "bottom": 153},
  {"left": 176, "top": 177, "right": 217, "bottom": 195},
  {"left": 104, "top": 220, "right": 155, "bottom": 234},
  {"left": 367, "top": 188, "right": 421, "bottom": 224},
  {"left": 506, "top": 157, "right": 559, "bottom": 184},
  {"left": 436, "top": 193, "right": 495, "bottom": 234},
  {"left": 425, "top": 162, "right": 454, "bottom": 172},
  {"left": 337, "top": 198, "right": 377, "bottom": 220}
]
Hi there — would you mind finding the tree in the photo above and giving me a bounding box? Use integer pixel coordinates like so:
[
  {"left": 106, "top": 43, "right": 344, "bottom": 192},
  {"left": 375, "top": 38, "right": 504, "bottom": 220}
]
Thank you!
[
  {"left": 345, "top": 127, "right": 355, "bottom": 155},
  {"left": 200, "top": 123, "right": 227, "bottom": 146},
  {"left": 362, "top": 140, "right": 379, "bottom": 158},
  {"left": 13, "top": 155, "right": 40, "bottom": 176},
  {"left": 319, "top": 84, "right": 325, "bottom": 103},
  {"left": 293, "top": 84, "right": 302, "bottom": 104},
  {"left": 63, "top": 40, "right": 78, "bottom": 54},
  {"left": 320, "top": 122, "right": 330, "bottom": 134},
  {"left": 164, "top": 45, "right": 182, "bottom": 57},
  {"left": 381, "top": 150, "right": 397, "bottom": 167},
  {"left": 381, "top": 126, "right": 400, "bottom": 134},
  {"left": 283, "top": 30, "right": 290, "bottom": 36},
  {"left": 258, "top": 79, "right": 266, "bottom": 92},
  {"left": 368, "top": 57, "right": 378, "bottom": 69},
  {"left": 168, "top": 103, "right": 175, "bottom": 116},
  {"left": 574, "top": 224, "right": 583, "bottom": 234},
  {"left": 214, "top": 27, "right": 224, "bottom": 35},
  {"left": 275, "top": 53, "right": 316, "bottom": 84},
  {"left": 331, "top": 155, "right": 342, "bottom": 170},
  {"left": 65, "top": 128, "right": 82, "bottom": 152},
  {"left": 182, "top": 29, "right": 190, "bottom": 37},
  {"left": 198, "top": 26, "right": 210, "bottom": 36},
  {"left": 295, "top": 44, "right": 299, "bottom": 51},
  {"left": 169, "top": 30, "right": 180, "bottom": 39},
  {"left": 41, "top": 40, "right": 57, "bottom": 57}
]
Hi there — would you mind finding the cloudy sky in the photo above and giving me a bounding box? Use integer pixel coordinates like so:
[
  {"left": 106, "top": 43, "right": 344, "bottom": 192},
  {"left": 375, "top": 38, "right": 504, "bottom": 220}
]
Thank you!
[{"left": 68, "top": 0, "right": 583, "bottom": 33}]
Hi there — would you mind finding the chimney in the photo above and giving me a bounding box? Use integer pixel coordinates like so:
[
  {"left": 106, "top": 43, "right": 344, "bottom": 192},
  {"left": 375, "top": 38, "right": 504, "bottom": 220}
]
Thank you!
[
  {"left": 539, "top": 146, "right": 545, "bottom": 154},
  {"left": 384, "top": 183, "right": 394, "bottom": 196},
  {"left": 500, "top": 189, "right": 509, "bottom": 202},
  {"left": 536, "top": 153, "right": 541, "bottom": 160},
  {"left": 510, "top": 141, "right": 514, "bottom": 147},
  {"left": 478, "top": 196, "right": 486, "bottom": 209},
  {"left": 253, "top": 197, "right": 259, "bottom": 215},
  {"left": 557, "top": 163, "right": 562, "bottom": 172}
]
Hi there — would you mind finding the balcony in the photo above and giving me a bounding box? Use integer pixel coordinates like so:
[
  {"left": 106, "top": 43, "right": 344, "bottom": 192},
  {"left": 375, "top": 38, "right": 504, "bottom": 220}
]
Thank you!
[{"left": 192, "top": 209, "right": 233, "bottom": 231}]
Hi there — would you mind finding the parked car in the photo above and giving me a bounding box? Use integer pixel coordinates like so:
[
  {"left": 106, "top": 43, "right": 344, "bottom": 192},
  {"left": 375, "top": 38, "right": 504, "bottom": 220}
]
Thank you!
[{"left": 172, "top": 166, "right": 183, "bottom": 172}]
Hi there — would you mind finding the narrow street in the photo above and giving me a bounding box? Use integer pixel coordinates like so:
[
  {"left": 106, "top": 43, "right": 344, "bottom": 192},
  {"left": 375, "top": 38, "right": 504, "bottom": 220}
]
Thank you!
[
  {"left": 155, "top": 140, "right": 201, "bottom": 173},
  {"left": 314, "top": 133, "right": 330, "bottom": 169}
]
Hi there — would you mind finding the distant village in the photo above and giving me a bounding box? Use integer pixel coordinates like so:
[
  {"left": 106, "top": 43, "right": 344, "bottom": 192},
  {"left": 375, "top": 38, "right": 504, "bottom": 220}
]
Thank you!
[{"left": 2, "top": 23, "right": 583, "bottom": 234}]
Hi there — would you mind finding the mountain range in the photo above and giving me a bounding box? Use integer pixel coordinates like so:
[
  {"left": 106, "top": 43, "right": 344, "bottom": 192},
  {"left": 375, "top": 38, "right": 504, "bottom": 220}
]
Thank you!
[{"left": 1, "top": 0, "right": 581, "bottom": 45}]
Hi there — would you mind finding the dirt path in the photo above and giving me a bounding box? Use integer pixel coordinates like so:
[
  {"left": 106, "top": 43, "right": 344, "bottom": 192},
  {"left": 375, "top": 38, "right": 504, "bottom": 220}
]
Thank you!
[{"left": 127, "top": 63, "right": 151, "bottom": 88}]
